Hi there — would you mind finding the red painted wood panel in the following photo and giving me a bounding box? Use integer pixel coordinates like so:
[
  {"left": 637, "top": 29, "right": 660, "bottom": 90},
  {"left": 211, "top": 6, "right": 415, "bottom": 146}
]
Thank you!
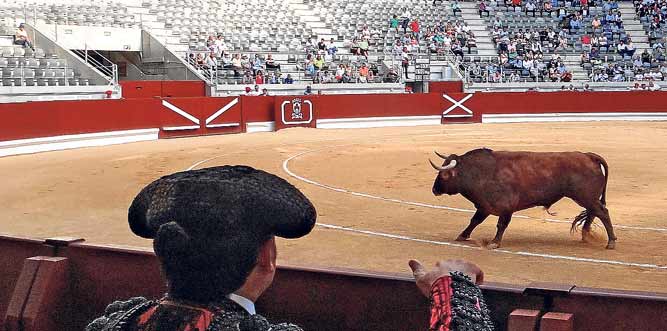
[
  {"left": 315, "top": 93, "right": 446, "bottom": 119},
  {"left": 0, "top": 99, "right": 164, "bottom": 141},
  {"left": 159, "top": 97, "right": 242, "bottom": 138},
  {"left": 461, "top": 91, "right": 667, "bottom": 114},
  {"left": 241, "top": 96, "right": 275, "bottom": 122}
]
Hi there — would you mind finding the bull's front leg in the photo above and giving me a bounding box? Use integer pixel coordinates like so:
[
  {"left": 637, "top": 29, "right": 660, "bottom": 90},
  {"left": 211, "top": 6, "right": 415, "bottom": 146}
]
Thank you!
[
  {"left": 456, "top": 209, "right": 490, "bottom": 241},
  {"left": 488, "top": 213, "right": 513, "bottom": 249}
]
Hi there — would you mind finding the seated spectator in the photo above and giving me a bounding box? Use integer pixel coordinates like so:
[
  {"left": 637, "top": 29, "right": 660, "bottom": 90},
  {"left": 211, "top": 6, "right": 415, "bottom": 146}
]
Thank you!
[
  {"left": 525, "top": 0, "right": 537, "bottom": 16},
  {"left": 313, "top": 55, "right": 325, "bottom": 70},
  {"left": 241, "top": 55, "right": 252, "bottom": 73},
  {"left": 626, "top": 40, "right": 637, "bottom": 57},
  {"left": 592, "top": 16, "right": 602, "bottom": 30},
  {"left": 214, "top": 35, "right": 226, "bottom": 57},
  {"left": 479, "top": 1, "right": 490, "bottom": 17},
  {"left": 283, "top": 74, "right": 294, "bottom": 84},
  {"left": 390, "top": 15, "right": 400, "bottom": 32},
  {"left": 327, "top": 38, "right": 338, "bottom": 55},
  {"left": 641, "top": 49, "right": 653, "bottom": 65},
  {"left": 304, "top": 55, "right": 316, "bottom": 76},
  {"left": 195, "top": 53, "right": 206, "bottom": 68},
  {"left": 569, "top": 16, "right": 582, "bottom": 32},
  {"left": 261, "top": 88, "right": 269, "bottom": 96},
  {"left": 361, "top": 25, "right": 371, "bottom": 41},
  {"left": 452, "top": 1, "right": 462, "bottom": 16},
  {"left": 359, "top": 39, "right": 370, "bottom": 58},
  {"left": 358, "top": 63, "right": 370, "bottom": 82},
  {"left": 14, "top": 23, "right": 34, "bottom": 50},
  {"left": 265, "top": 54, "right": 280, "bottom": 70},
  {"left": 252, "top": 55, "right": 264, "bottom": 75},
  {"left": 221, "top": 53, "right": 233, "bottom": 69},
  {"left": 205, "top": 52, "right": 217, "bottom": 70},
  {"left": 410, "top": 19, "right": 421, "bottom": 40},
  {"left": 350, "top": 38, "right": 361, "bottom": 55},
  {"left": 542, "top": 1, "right": 553, "bottom": 16},
  {"left": 313, "top": 38, "right": 324, "bottom": 52},
  {"left": 255, "top": 71, "right": 264, "bottom": 85},
  {"left": 580, "top": 51, "right": 590, "bottom": 65},
  {"left": 304, "top": 85, "right": 313, "bottom": 95},
  {"left": 648, "top": 79, "right": 661, "bottom": 91},
  {"left": 581, "top": 34, "right": 592, "bottom": 52}
]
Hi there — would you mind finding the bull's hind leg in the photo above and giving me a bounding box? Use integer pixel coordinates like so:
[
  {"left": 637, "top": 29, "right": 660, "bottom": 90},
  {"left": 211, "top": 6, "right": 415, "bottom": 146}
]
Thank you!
[
  {"left": 456, "top": 209, "right": 490, "bottom": 241},
  {"left": 488, "top": 213, "right": 512, "bottom": 249},
  {"left": 592, "top": 203, "right": 617, "bottom": 249}
]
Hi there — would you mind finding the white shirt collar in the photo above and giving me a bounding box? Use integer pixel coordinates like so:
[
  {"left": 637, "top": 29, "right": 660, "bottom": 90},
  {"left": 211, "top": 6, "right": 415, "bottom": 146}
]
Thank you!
[{"left": 227, "top": 293, "right": 256, "bottom": 315}]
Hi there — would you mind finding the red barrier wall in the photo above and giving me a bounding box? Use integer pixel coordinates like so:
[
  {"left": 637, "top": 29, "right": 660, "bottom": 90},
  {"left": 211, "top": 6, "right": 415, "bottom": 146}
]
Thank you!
[
  {"left": 120, "top": 81, "right": 206, "bottom": 98},
  {"left": 460, "top": 91, "right": 667, "bottom": 114},
  {"left": 0, "top": 99, "right": 164, "bottom": 141},
  {"left": 3, "top": 91, "right": 667, "bottom": 143},
  {"left": 315, "top": 93, "right": 446, "bottom": 119}
]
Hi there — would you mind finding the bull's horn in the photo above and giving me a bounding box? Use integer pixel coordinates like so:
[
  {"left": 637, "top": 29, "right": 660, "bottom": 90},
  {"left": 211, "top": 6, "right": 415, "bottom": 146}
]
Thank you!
[
  {"left": 429, "top": 159, "right": 457, "bottom": 171},
  {"left": 429, "top": 159, "right": 444, "bottom": 171},
  {"left": 434, "top": 151, "right": 448, "bottom": 159}
]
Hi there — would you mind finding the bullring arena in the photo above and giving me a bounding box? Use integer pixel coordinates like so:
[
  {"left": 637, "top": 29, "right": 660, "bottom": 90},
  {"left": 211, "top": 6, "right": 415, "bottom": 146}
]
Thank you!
[
  {"left": 2, "top": 0, "right": 667, "bottom": 329},
  {"left": 3, "top": 121, "right": 667, "bottom": 293}
]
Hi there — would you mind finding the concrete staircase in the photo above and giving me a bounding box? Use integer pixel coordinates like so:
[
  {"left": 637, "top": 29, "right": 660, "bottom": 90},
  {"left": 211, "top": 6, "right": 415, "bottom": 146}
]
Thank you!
[
  {"left": 457, "top": 1, "right": 497, "bottom": 56},
  {"left": 618, "top": 2, "right": 650, "bottom": 52}
]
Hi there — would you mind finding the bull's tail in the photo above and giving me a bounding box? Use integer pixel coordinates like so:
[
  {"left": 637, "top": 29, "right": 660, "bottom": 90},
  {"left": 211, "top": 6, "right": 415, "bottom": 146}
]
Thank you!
[
  {"left": 587, "top": 152, "right": 609, "bottom": 206},
  {"left": 570, "top": 210, "right": 589, "bottom": 233}
]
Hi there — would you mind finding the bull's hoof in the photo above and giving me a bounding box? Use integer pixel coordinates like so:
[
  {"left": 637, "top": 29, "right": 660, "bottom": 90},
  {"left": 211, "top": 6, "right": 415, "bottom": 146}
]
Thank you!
[
  {"left": 606, "top": 241, "right": 616, "bottom": 250},
  {"left": 486, "top": 242, "right": 500, "bottom": 250},
  {"left": 455, "top": 235, "right": 470, "bottom": 242}
]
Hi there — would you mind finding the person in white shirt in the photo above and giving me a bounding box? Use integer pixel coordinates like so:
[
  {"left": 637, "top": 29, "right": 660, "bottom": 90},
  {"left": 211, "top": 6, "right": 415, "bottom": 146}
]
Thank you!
[{"left": 14, "top": 23, "right": 34, "bottom": 50}]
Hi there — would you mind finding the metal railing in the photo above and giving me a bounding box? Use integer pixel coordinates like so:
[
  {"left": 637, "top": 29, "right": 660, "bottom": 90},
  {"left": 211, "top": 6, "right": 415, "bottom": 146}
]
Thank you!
[{"left": 71, "top": 47, "right": 118, "bottom": 85}]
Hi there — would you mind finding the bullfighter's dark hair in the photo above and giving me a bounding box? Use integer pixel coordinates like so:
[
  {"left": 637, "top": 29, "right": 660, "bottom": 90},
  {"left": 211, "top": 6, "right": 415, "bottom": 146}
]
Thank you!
[{"left": 128, "top": 165, "right": 317, "bottom": 303}]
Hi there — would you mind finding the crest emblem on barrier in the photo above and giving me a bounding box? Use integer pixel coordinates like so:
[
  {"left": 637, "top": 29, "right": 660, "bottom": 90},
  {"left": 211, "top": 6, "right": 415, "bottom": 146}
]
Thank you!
[
  {"left": 291, "top": 98, "right": 303, "bottom": 120},
  {"left": 281, "top": 98, "right": 313, "bottom": 125}
]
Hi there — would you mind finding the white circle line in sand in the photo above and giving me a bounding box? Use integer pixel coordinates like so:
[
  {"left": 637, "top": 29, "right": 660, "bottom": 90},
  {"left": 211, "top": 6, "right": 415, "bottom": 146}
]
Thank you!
[
  {"left": 317, "top": 223, "right": 667, "bottom": 270},
  {"left": 282, "top": 148, "right": 667, "bottom": 233}
]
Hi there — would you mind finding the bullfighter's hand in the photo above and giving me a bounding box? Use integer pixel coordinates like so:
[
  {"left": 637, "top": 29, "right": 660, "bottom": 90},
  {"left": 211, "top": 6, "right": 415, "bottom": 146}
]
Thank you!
[{"left": 409, "top": 259, "right": 484, "bottom": 297}]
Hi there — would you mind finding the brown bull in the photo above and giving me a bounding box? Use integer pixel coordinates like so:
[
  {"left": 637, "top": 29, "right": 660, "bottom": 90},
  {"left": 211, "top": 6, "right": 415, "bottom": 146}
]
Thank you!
[{"left": 430, "top": 148, "right": 617, "bottom": 249}]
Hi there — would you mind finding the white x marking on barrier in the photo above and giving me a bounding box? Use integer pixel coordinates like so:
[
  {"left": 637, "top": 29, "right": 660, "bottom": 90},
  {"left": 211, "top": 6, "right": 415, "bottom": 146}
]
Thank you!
[
  {"left": 206, "top": 98, "right": 239, "bottom": 125},
  {"left": 162, "top": 100, "right": 200, "bottom": 124},
  {"left": 442, "top": 94, "right": 474, "bottom": 117}
]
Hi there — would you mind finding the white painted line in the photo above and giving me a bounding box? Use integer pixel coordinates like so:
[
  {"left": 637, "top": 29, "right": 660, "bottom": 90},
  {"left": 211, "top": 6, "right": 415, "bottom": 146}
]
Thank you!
[
  {"left": 0, "top": 129, "right": 159, "bottom": 157},
  {"left": 205, "top": 98, "right": 239, "bottom": 125},
  {"left": 317, "top": 224, "right": 667, "bottom": 270},
  {"left": 246, "top": 121, "right": 276, "bottom": 133},
  {"left": 282, "top": 148, "right": 667, "bottom": 233},
  {"left": 482, "top": 112, "right": 667, "bottom": 123},
  {"left": 317, "top": 115, "right": 442, "bottom": 129},
  {"left": 161, "top": 100, "right": 200, "bottom": 124},
  {"left": 206, "top": 123, "right": 240, "bottom": 128},
  {"left": 162, "top": 125, "right": 200, "bottom": 131}
]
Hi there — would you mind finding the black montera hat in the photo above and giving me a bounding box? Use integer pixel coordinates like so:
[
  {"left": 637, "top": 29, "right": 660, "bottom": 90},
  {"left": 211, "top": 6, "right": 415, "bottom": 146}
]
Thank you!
[{"left": 127, "top": 165, "right": 317, "bottom": 301}]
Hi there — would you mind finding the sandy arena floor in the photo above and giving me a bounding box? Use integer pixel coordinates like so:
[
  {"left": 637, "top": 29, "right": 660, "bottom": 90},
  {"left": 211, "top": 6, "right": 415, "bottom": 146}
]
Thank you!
[{"left": 1, "top": 122, "right": 666, "bottom": 293}]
